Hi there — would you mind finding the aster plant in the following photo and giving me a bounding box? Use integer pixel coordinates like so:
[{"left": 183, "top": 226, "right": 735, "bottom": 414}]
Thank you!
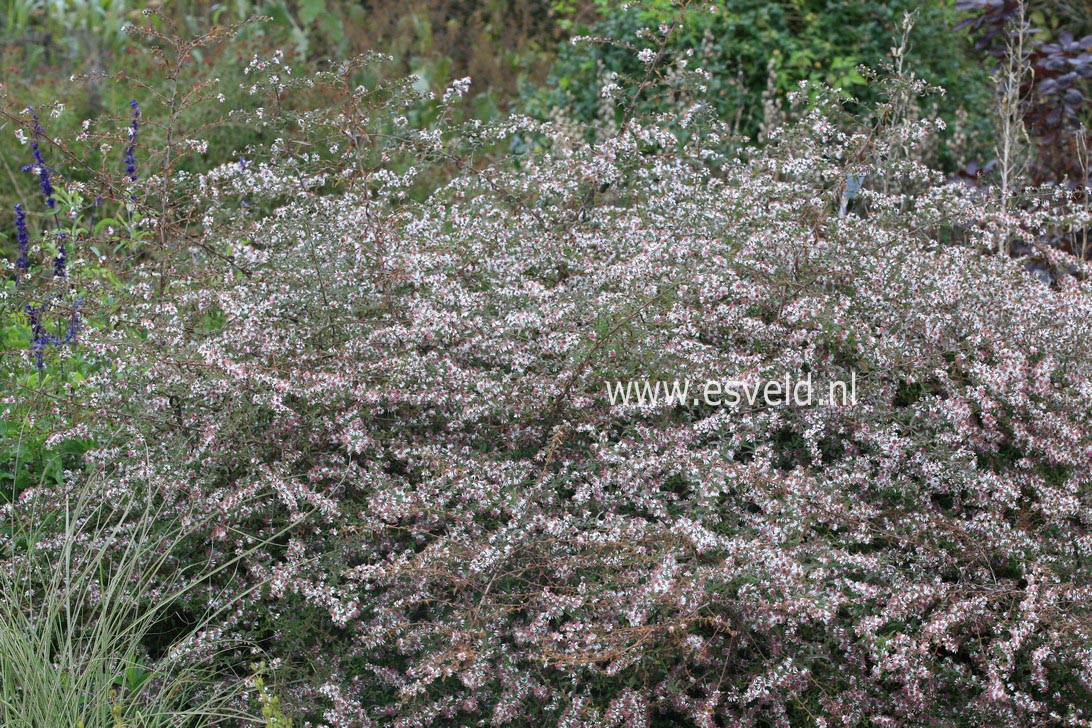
[{"left": 5, "top": 8, "right": 1092, "bottom": 727}]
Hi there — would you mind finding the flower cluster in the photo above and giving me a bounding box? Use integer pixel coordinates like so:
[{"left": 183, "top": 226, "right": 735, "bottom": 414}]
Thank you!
[
  {"left": 23, "top": 303, "right": 54, "bottom": 370},
  {"left": 14, "top": 203, "right": 29, "bottom": 271},
  {"left": 19, "top": 295, "right": 81, "bottom": 371},
  {"left": 53, "top": 233, "right": 66, "bottom": 278},
  {"left": 124, "top": 99, "right": 140, "bottom": 184}
]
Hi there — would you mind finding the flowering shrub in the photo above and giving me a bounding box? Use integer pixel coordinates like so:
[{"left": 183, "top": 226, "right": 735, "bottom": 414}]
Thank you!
[
  {"left": 6, "top": 13, "right": 1092, "bottom": 728},
  {"left": 531, "top": 0, "right": 993, "bottom": 171}
]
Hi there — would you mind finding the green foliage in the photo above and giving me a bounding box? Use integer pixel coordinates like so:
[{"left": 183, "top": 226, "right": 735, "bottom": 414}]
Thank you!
[
  {"left": 0, "top": 280, "right": 92, "bottom": 503},
  {"left": 0, "top": 0, "right": 134, "bottom": 68},
  {"left": 0, "top": 481, "right": 272, "bottom": 726},
  {"left": 261, "top": 0, "right": 347, "bottom": 58},
  {"left": 531, "top": 0, "right": 994, "bottom": 169},
  {"left": 251, "top": 662, "right": 294, "bottom": 728}
]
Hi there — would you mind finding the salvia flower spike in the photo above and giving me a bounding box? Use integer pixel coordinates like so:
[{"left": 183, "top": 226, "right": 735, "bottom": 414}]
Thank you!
[
  {"left": 124, "top": 99, "right": 140, "bottom": 184},
  {"left": 14, "top": 204, "right": 29, "bottom": 271},
  {"left": 22, "top": 106, "right": 55, "bottom": 209}
]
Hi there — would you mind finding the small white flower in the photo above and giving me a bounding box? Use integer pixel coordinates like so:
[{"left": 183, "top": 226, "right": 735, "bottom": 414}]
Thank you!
[{"left": 442, "top": 76, "right": 472, "bottom": 103}]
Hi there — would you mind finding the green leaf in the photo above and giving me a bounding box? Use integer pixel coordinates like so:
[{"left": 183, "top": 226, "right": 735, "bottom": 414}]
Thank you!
[
  {"left": 94, "top": 217, "right": 121, "bottom": 235},
  {"left": 123, "top": 664, "right": 153, "bottom": 692},
  {"left": 298, "top": 0, "right": 324, "bottom": 26},
  {"left": 261, "top": 1, "right": 292, "bottom": 27}
]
